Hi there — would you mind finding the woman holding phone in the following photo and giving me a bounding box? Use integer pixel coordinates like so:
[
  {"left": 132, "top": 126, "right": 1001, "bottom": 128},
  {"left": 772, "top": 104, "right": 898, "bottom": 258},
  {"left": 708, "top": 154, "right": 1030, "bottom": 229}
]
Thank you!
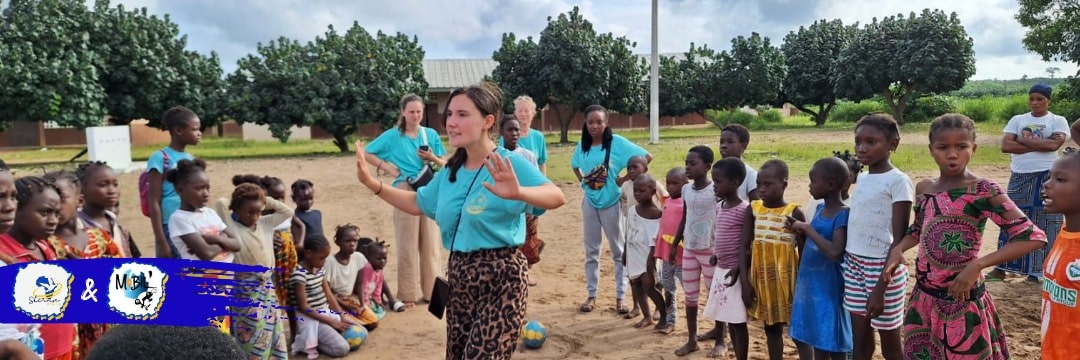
[{"left": 364, "top": 94, "right": 448, "bottom": 308}]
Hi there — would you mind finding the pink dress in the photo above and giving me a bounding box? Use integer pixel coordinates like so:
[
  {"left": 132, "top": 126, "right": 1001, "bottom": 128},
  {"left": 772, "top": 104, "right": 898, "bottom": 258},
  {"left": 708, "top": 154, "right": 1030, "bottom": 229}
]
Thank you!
[
  {"left": 653, "top": 198, "right": 684, "bottom": 265},
  {"left": 903, "top": 180, "right": 1046, "bottom": 360},
  {"left": 361, "top": 263, "right": 386, "bottom": 319}
]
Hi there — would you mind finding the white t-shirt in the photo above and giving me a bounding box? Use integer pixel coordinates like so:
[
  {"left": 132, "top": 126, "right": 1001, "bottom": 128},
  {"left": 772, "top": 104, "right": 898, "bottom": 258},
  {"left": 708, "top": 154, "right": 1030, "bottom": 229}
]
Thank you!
[
  {"left": 323, "top": 252, "right": 369, "bottom": 295},
  {"left": 739, "top": 164, "right": 758, "bottom": 201},
  {"left": 509, "top": 147, "right": 539, "bottom": 169},
  {"left": 620, "top": 178, "right": 669, "bottom": 214},
  {"left": 168, "top": 207, "right": 234, "bottom": 263},
  {"left": 1003, "top": 112, "right": 1070, "bottom": 173},
  {"left": 681, "top": 182, "right": 717, "bottom": 251},
  {"left": 846, "top": 169, "right": 914, "bottom": 258}
]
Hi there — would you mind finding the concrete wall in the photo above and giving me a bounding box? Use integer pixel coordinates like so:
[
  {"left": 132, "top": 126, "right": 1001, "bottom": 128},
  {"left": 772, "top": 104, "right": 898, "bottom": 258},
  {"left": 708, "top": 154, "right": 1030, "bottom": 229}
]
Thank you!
[{"left": 241, "top": 122, "right": 310, "bottom": 141}]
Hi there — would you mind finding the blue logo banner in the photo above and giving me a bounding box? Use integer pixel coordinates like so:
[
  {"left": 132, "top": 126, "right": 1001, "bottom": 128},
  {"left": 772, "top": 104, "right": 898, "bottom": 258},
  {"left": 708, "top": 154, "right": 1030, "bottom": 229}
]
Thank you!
[{"left": 0, "top": 258, "right": 272, "bottom": 326}]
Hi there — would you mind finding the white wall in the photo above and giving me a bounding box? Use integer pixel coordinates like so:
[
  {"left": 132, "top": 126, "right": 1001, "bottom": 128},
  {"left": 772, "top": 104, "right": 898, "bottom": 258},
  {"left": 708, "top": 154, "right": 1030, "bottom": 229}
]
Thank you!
[{"left": 241, "top": 123, "right": 311, "bottom": 141}]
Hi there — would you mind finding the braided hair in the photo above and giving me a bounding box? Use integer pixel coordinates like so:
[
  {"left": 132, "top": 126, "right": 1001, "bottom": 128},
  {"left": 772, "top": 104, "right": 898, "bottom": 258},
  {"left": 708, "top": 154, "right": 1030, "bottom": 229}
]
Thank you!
[
  {"left": 359, "top": 237, "right": 388, "bottom": 258},
  {"left": 75, "top": 161, "right": 111, "bottom": 185},
  {"left": 228, "top": 183, "right": 265, "bottom": 212},
  {"left": 14, "top": 176, "right": 60, "bottom": 210},
  {"left": 832, "top": 150, "right": 861, "bottom": 199},
  {"left": 333, "top": 223, "right": 360, "bottom": 244},
  {"left": 165, "top": 159, "right": 208, "bottom": 186}
]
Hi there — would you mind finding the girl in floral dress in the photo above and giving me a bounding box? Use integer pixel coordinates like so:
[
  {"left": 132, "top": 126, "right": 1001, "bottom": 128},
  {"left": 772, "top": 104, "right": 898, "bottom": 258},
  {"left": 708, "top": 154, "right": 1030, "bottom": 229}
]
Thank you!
[{"left": 883, "top": 115, "right": 1047, "bottom": 359}]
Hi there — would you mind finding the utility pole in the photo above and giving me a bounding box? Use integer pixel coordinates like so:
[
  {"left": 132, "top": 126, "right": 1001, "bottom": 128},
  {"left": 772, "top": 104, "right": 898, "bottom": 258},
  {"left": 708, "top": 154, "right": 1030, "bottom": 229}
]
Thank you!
[{"left": 649, "top": 0, "right": 660, "bottom": 144}]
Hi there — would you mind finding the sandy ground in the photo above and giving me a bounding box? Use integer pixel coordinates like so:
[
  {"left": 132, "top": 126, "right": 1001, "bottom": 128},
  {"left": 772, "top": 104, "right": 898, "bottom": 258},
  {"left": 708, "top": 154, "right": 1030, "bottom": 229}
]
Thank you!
[{"left": 110, "top": 155, "right": 1044, "bottom": 360}]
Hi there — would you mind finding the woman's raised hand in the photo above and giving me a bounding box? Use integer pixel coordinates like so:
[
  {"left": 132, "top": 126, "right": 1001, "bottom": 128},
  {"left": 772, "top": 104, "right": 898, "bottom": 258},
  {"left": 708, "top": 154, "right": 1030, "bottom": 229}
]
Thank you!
[
  {"left": 354, "top": 141, "right": 375, "bottom": 187},
  {"left": 482, "top": 152, "right": 522, "bottom": 201}
]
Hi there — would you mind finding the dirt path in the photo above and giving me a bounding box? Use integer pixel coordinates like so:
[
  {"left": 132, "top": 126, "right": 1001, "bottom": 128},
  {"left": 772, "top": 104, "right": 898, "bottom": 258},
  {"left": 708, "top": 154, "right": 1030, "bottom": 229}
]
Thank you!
[{"left": 112, "top": 157, "right": 1042, "bottom": 360}]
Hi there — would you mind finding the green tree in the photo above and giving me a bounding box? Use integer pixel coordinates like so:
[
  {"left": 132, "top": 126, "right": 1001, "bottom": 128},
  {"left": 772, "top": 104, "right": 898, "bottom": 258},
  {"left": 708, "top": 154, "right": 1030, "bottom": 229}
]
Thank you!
[
  {"left": 225, "top": 37, "right": 313, "bottom": 142},
  {"left": 491, "top": 6, "right": 647, "bottom": 143},
  {"left": 781, "top": 19, "right": 856, "bottom": 127},
  {"left": 716, "top": 33, "right": 787, "bottom": 124},
  {"left": 1017, "top": 1, "right": 1080, "bottom": 66},
  {"left": 657, "top": 44, "right": 723, "bottom": 120},
  {"left": 0, "top": 0, "right": 223, "bottom": 131},
  {"left": 834, "top": 9, "right": 975, "bottom": 124},
  {"left": 228, "top": 23, "right": 426, "bottom": 152},
  {"left": 0, "top": 0, "right": 105, "bottom": 130}
]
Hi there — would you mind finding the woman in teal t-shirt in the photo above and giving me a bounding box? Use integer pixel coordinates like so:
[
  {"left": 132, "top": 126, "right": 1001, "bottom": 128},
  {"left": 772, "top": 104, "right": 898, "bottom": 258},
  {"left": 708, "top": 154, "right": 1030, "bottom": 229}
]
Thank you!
[
  {"left": 363, "top": 94, "right": 448, "bottom": 307},
  {"left": 354, "top": 82, "right": 565, "bottom": 359},
  {"left": 571, "top": 105, "right": 651, "bottom": 314}
]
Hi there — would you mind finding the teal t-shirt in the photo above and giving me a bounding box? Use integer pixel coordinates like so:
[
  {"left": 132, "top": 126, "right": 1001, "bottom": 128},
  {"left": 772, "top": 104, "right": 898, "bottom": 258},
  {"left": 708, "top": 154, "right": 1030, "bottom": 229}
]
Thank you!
[
  {"left": 146, "top": 147, "right": 194, "bottom": 228},
  {"left": 416, "top": 148, "right": 551, "bottom": 252},
  {"left": 366, "top": 127, "right": 447, "bottom": 187},
  {"left": 571, "top": 134, "right": 648, "bottom": 210},
  {"left": 498, "top": 129, "right": 547, "bottom": 165}
]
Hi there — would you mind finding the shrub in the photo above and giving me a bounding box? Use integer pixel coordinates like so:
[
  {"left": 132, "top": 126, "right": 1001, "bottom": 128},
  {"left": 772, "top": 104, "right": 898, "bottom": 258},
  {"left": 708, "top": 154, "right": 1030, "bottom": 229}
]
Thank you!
[
  {"left": 829, "top": 100, "right": 889, "bottom": 123},
  {"left": 729, "top": 111, "right": 757, "bottom": 126},
  {"left": 906, "top": 95, "right": 957, "bottom": 123},
  {"left": 958, "top": 96, "right": 1000, "bottom": 122},
  {"left": 1051, "top": 99, "right": 1080, "bottom": 122},
  {"left": 759, "top": 109, "right": 784, "bottom": 123},
  {"left": 999, "top": 95, "right": 1030, "bottom": 120},
  {"left": 705, "top": 109, "right": 756, "bottom": 128}
]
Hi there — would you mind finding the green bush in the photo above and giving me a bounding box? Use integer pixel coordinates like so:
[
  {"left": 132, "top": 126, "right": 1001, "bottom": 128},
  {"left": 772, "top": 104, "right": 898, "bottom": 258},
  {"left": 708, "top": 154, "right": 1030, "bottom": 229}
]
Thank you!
[
  {"left": 999, "top": 95, "right": 1030, "bottom": 120},
  {"left": 730, "top": 111, "right": 757, "bottom": 126},
  {"left": 906, "top": 95, "right": 957, "bottom": 123},
  {"left": 1051, "top": 99, "right": 1080, "bottom": 122},
  {"left": 829, "top": 101, "right": 889, "bottom": 123},
  {"left": 759, "top": 109, "right": 784, "bottom": 123},
  {"left": 958, "top": 97, "right": 1000, "bottom": 122},
  {"left": 706, "top": 109, "right": 756, "bottom": 128}
]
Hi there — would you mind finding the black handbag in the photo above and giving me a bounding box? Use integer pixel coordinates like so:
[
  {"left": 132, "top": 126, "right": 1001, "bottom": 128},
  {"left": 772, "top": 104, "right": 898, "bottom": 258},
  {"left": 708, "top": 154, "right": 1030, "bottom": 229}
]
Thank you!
[
  {"left": 408, "top": 127, "right": 436, "bottom": 190},
  {"left": 429, "top": 167, "right": 485, "bottom": 319}
]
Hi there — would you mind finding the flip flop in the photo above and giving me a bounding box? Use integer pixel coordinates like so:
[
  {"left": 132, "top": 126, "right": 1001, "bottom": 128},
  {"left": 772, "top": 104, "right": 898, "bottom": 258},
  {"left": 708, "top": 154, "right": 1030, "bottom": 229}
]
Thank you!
[{"left": 579, "top": 298, "right": 596, "bottom": 313}]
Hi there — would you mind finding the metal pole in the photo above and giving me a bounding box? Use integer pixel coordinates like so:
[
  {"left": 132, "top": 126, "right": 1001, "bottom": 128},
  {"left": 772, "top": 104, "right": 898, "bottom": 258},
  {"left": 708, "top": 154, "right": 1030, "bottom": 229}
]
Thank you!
[{"left": 649, "top": 0, "right": 660, "bottom": 144}]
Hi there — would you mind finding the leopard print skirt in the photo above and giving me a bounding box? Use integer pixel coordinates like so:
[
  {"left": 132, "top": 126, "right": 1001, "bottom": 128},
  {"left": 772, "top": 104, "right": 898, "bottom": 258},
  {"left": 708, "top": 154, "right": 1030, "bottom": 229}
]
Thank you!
[{"left": 446, "top": 247, "right": 528, "bottom": 360}]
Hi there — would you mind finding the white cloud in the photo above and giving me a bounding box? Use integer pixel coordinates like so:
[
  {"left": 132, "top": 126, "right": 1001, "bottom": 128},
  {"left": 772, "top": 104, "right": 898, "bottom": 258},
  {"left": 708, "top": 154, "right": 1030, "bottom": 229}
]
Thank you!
[{"left": 114, "top": 0, "right": 1078, "bottom": 80}]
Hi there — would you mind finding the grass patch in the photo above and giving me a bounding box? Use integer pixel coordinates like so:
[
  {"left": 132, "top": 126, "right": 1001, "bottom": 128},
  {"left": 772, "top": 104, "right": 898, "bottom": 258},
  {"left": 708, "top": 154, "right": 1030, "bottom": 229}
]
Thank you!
[{"left": 4, "top": 137, "right": 351, "bottom": 167}]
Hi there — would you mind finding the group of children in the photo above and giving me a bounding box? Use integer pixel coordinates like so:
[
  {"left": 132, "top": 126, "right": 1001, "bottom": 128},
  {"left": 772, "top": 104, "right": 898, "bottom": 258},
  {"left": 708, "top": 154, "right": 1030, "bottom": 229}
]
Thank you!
[
  {"left": 0, "top": 106, "right": 404, "bottom": 360},
  {"left": 613, "top": 115, "right": 1073, "bottom": 360}
]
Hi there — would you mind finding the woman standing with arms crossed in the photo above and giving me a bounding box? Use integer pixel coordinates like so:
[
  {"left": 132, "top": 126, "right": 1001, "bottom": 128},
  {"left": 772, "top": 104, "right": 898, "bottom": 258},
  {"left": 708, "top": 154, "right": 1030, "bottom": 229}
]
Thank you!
[
  {"left": 572, "top": 105, "right": 652, "bottom": 314},
  {"left": 354, "top": 82, "right": 565, "bottom": 359},
  {"left": 989, "top": 83, "right": 1067, "bottom": 281},
  {"left": 364, "top": 94, "right": 447, "bottom": 307}
]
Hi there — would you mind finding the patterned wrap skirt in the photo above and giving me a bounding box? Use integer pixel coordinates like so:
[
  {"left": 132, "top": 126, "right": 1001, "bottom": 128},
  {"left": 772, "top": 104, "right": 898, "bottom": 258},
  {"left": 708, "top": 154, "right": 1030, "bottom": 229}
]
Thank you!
[
  {"left": 231, "top": 272, "right": 289, "bottom": 360},
  {"left": 272, "top": 229, "right": 298, "bottom": 309}
]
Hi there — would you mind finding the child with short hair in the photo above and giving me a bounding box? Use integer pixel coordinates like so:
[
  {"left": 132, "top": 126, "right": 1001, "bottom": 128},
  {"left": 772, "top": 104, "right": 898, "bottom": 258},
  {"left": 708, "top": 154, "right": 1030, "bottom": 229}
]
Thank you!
[
  {"left": 619, "top": 155, "right": 668, "bottom": 318},
  {"left": 673, "top": 145, "right": 717, "bottom": 357},
  {"left": 887, "top": 114, "right": 1045, "bottom": 358},
  {"left": 623, "top": 175, "right": 664, "bottom": 329},
  {"left": 232, "top": 175, "right": 306, "bottom": 315},
  {"left": 787, "top": 157, "right": 855, "bottom": 360},
  {"left": 85, "top": 325, "right": 245, "bottom": 360},
  {"left": 76, "top": 161, "right": 139, "bottom": 258},
  {"left": 805, "top": 151, "right": 862, "bottom": 222},
  {"left": 739, "top": 159, "right": 805, "bottom": 360},
  {"left": 848, "top": 114, "right": 913, "bottom": 360},
  {"left": 654, "top": 167, "right": 687, "bottom": 335},
  {"left": 1041, "top": 148, "right": 1080, "bottom": 360},
  {"left": 719, "top": 124, "right": 759, "bottom": 201},
  {"left": 501, "top": 116, "right": 545, "bottom": 286},
  {"left": 701, "top": 158, "right": 750, "bottom": 359},
  {"left": 167, "top": 159, "right": 240, "bottom": 263},
  {"left": 291, "top": 180, "right": 324, "bottom": 238},
  {"left": 291, "top": 234, "right": 362, "bottom": 359},
  {"left": 146, "top": 106, "right": 202, "bottom": 258}
]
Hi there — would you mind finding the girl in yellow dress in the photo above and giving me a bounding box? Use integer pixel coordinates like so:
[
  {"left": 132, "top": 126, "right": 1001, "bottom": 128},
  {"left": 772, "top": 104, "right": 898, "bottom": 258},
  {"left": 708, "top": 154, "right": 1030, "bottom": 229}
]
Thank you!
[{"left": 734, "top": 159, "right": 806, "bottom": 360}]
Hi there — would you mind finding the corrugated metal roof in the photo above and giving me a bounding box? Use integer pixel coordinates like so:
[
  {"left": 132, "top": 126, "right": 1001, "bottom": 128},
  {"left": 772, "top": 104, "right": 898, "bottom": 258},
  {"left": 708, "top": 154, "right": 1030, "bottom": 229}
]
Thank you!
[
  {"left": 423, "top": 59, "right": 499, "bottom": 91},
  {"left": 422, "top": 53, "right": 686, "bottom": 91}
]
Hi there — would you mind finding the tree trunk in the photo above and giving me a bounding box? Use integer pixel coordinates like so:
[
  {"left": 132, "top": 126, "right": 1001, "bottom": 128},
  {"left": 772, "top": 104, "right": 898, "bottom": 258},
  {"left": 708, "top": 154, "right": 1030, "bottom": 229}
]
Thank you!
[
  {"left": 793, "top": 104, "right": 823, "bottom": 127},
  {"left": 332, "top": 133, "right": 349, "bottom": 152},
  {"left": 881, "top": 87, "right": 909, "bottom": 125},
  {"left": 816, "top": 103, "right": 836, "bottom": 127},
  {"left": 555, "top": 104, "right": 573, "bottom": 144}
]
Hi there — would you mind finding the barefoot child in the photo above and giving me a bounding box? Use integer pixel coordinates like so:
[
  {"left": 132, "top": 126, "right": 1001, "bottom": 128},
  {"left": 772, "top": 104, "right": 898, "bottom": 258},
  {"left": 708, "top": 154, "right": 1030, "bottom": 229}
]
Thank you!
[
  {"left": 358, "top": 237, "right": 405, "bottom": 314},
  {"left": 848, "top": 114, "right": 913, "bottom": 360},
  {"left": 291, "top": 234, "right": 362, "bottom": 359},
  {"left": 145, "top": 106, "right": 201, "bottom": 258},
  {"left": 741, "top": 160, "right": 805, "bottom": 360},
  {"left": 674, "top": 145, "right": 716, "bottom": 357},
  {"left": 702, "top": 158, "right": 749, "bottom": 359},
  {"left": 654, "top": 167, "right": 687, "bottom": 334},
  {"left": 359, "top": 239, "right": 401, "bottom": 328},
  {"left": 883, "top": 115, "right": 1046, "bottom": 359},
  {"left": 623, "top": 175, "right": 664, "bottom": 329},
  {"left": 323, "top": 224, "right": 376, "bottom": 329},
  {"left": 787, "top": 157, "right": 854, "bottom": 360},
  {"left": 1041, "top": 148, "right": 1080, "bottom": 360},
  {"left": 619, "top": 155, "right": 668, "bottom": 318}
]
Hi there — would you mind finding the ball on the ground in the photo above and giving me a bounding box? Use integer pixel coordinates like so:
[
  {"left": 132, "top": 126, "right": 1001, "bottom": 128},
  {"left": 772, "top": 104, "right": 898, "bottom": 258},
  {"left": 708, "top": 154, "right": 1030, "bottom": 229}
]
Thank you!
[
  {"left": 343, "top": 324, "right": 368, "bottom": 350},
  {"left": 520, "top": 320, "right": 548, "bottom": 349}
]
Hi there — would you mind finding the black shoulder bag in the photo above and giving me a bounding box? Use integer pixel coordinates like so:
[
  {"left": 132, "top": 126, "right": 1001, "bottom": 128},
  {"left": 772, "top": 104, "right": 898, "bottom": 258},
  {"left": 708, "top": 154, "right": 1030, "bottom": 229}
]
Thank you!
[
  {"left": 429, "top": 167, "right": 485, "bottom": 319},
  {"left": 408, "top": 127, "right": 436, "bottom": 190}
]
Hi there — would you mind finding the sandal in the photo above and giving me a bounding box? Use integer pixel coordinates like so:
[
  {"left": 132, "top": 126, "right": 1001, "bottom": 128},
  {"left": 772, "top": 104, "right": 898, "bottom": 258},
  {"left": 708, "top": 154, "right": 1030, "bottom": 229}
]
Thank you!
[
  {"left": 674, "top": 342, "right": 700, "bottom": 356},
  {"left": 579, "top": 298, "right": 596, "bottom": 313}
]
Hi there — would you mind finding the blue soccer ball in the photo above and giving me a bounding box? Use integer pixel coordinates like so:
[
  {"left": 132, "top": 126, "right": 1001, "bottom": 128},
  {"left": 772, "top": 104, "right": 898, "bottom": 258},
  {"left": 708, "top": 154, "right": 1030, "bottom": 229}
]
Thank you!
[
  {"left": 520, "top": 320, "right": 548, "bottom": 349},
  {"left": 343, "top": 325, "right": 368, "bottom": 351}
]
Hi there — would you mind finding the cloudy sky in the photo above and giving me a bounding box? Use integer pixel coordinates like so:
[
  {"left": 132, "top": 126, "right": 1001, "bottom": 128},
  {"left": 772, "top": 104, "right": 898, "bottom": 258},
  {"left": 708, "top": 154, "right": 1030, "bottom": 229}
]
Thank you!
[{"left": 113, "top": 0, "right": 1077, "bottom": 80}]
